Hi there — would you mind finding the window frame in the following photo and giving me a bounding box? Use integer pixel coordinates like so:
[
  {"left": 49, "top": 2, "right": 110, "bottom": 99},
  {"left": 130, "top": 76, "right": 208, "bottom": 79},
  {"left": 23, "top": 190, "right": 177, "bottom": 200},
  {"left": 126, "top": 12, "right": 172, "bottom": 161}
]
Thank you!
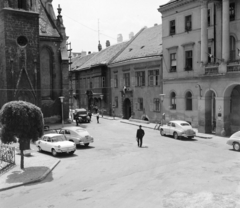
[
  {"left": 170, "top": 92, "right": 176, "bottom": 110},
  {"left": 185, "top": 50, "right": 193, "bottom": 71},
  {"left": 135, "top": 71, "right": 145, "bottom": 87},
  {"left": 185, "top": 91, "right": 193, "bottom": 111},
  {"left": 138, "top": 98, "right": 144, "bottom": 111},
  {"left": 185, "top": 15, "right": 192, "bottom": 32},
  {"left": 170, "top": 53, "right": 177, "bottom": 72},
  {"left": 148, "top": 69, "right": 159, "bottom": 86},
  {"left": 230, "top": 2, "right": 235, "bottom": 21},
  {"left": 123, "top": 73, "right": 130, "bottom": 87},
  {"left": 114, "top": 74, "right": 118, "bottom": 88},
  {"left": 114, "top": 96, "right": 118, "bottom": 108},
  {"left": 230, "top": 36, "right": 236, "bottom": 61},
  {"left": 153, "top": 98, "right": 160, "bottom": 112},
  {"left": 169, "top": 20, "right": 176, "bottom": 35}
]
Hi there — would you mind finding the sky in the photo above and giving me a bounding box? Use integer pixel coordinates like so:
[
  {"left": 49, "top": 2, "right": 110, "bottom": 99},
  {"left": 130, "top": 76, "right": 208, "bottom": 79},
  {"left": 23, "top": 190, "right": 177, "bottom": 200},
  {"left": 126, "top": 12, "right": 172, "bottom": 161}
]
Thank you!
[{"left": 52, "top": 0, "right": 170, "bottom": 53}]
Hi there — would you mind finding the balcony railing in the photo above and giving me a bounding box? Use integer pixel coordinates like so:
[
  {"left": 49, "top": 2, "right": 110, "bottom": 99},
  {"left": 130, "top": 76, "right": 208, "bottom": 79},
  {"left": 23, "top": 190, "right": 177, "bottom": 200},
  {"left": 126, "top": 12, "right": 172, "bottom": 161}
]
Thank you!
[
  {"left": 205, "top": 63, "right": 219, "bottom": 74},
  {"left": 227, "top": 64, "right": 240, "bottom": 72}
]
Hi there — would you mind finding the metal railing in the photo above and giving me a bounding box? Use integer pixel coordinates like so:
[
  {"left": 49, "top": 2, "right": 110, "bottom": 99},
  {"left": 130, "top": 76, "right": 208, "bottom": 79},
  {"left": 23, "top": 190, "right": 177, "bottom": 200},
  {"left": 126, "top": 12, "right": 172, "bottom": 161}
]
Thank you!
[{"left": 0, "top": 144, "right": 16, "bottom": 174}]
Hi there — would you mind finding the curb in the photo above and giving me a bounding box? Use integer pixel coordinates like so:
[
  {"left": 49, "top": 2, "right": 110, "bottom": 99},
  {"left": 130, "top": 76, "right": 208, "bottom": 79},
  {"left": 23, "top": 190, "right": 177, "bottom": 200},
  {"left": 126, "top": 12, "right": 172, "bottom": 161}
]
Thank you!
[{"left": 0, "top": 159, "right": 61, "bottom": 192}]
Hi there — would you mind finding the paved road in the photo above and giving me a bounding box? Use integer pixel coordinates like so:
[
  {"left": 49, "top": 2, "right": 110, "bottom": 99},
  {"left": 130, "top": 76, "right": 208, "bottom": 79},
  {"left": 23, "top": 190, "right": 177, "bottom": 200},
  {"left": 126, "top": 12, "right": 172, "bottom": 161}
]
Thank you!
[{"left": 1, "top": 118, "right": 240, "bottom": 208}]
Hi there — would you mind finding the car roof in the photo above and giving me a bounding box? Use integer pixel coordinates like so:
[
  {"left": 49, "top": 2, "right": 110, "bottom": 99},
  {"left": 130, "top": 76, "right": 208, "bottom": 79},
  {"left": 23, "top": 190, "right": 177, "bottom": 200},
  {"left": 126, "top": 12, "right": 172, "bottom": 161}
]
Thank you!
[
  {"left": 62, "top": 126, "right": 85, "bottom": 131},
  {"left": 43, "top": 133, "right": 62, "bottom": 137},
  {"left": 169, "top": 120, "right": 189, "bottom": 124},
  {"left": 75, "top": 108, "right": 87, "bottom": 112}
]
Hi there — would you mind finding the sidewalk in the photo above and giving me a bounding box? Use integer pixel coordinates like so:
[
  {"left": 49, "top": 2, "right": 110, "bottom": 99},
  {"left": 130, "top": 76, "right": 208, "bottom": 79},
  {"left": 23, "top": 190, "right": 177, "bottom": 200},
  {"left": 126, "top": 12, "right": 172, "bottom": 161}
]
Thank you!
[{"left": 0, "top": 150, "right": 60, "bottom": 192}]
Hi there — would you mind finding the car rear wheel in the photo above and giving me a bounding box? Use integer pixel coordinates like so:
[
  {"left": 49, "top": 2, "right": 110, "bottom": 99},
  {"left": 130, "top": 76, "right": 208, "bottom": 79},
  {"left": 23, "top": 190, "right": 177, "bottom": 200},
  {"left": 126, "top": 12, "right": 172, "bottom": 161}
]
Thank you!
[
  {"left": 233, "top": 142, "right": 240, "bottom": 151},
  {"left": 160, "top": 129, "right": 165, "bottom": 136},
  {"left": 38, "top": 146, "right": 42, "bottom": 152},
  {"left": 69, "top": 151, "right": 75, "bottom": 155},
  {"left": 173, "top": 132, "right": 178, "bottom": 140},
  {"left": 52, "top": 149, "right": 58, "bottom": 156},
  {"left": 84, "top": 143, "right": 89, "bottom": 147}
]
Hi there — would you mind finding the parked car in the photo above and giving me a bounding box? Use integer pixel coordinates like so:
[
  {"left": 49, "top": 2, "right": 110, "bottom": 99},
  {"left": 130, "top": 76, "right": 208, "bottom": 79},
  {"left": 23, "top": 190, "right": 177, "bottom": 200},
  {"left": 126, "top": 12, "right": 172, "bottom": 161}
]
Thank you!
[
  {"left": 36, "top": 133, "right": 76, "bottom": 156},
  {"left": 58, "top": 126, "right": 94, "bottom": 147},
  {"left": 226, "top": 131, "right": 240, "bottom": 151},
  {"left": 160, "top": 120, "right": 196, "bottom": 140},
  {"left": 73, "top": 108, "right": 91, "bottom": 125}
]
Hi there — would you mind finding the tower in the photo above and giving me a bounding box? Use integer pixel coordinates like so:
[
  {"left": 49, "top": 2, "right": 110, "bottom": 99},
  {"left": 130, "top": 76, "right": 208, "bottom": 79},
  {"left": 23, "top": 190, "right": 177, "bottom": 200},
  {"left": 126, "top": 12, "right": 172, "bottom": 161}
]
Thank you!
[{"left": 0, "top": 0, "right": 40, "bottom": 107}]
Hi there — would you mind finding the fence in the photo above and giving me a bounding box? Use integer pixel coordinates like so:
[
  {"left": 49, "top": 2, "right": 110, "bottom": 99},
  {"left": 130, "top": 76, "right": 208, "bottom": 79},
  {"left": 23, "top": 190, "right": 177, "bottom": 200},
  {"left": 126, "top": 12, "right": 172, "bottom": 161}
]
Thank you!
[{"left": 0, "top": 144, "right": 16, "bottom": 175}]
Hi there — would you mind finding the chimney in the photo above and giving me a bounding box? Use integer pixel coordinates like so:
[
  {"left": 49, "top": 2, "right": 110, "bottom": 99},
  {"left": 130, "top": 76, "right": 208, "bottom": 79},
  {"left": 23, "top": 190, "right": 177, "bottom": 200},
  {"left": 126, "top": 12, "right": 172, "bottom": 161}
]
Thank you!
[
  {"left": 129, "top": 32, "right": 134, "bottom": 40},
  {"left": 98, "top": 41, "right": 102, "bottom": 51},
  {"left": 106, "top": 40, "right": 110, "bottom": 47},
  {"left": 117, "top": 34, "right": 123, "bottom": 43}
]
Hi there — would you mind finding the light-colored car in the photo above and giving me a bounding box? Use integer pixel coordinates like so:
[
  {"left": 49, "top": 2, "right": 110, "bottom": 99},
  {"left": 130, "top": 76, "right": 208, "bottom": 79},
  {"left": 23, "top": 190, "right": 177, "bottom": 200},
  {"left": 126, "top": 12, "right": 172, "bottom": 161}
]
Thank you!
[
  {"left": 36, "top": 133, "right": 76, "bottom": 156},
  {"left": 160, "top": 120, "right": 196, "bottom": 140},
  {"left": 58, "top": 126, "right": 94, "bottom": 147},
  {"left": 227, "top": 131, "right": 240, "bottom": 151}
]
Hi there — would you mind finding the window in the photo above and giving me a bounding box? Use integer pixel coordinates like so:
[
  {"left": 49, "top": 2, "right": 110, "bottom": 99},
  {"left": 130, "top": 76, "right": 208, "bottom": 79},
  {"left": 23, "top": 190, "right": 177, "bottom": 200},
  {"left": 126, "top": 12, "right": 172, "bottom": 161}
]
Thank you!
[
  {"left": 153, "top": 98, "right": 160, "bottom": 111},
  {"left": 114, "top": 74, "right": 118, "bottom": 88},
  {"left": 208, "top": 47, "right": 212, "bottom": 63},
  {"left": 170, "top": 92, "right": 176, "bottom": 110},
  {"left": 114, "top": 97, "right": 118, "bottom": 108},
  {"left": 123, "top": 73, "right": 130, "bottom": 87},
  {"left": 208, "top": 9, "right": 211, "bottom": 26},
  {"left": 135, "top": 71, "right": 145, "bottom": 87},
  {"left": 170, "top": 53, "right": 177, "bottom": 72},
  {"left": 186, "top": 91, "right": 193, "bottom": 111},
  {"left": 185, "top": 50, "right": 193, "bottom": 71},
  {"left": 169, "top": 20, "right": 176, "bottom": 35},
  {"left": 185, "top": 15, "right": 192, "bottom": 32},
  {"left": 230, "top": 36, "right": 236, "bottom": 61},
  {"left": 230, "top": 3, "right": 235, "bottom": 21},
  {"left": 138, "top": 98, "right": 143, "bottom": 111},
  {"left": 148, "top": 70, "right": 159, "bottom": 86}
]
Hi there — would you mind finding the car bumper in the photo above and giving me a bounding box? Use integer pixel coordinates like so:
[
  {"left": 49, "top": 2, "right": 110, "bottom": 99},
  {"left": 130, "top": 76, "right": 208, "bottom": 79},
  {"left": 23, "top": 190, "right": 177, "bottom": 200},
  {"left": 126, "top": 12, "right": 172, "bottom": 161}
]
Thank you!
[
  {"left": 56, "top": 147, "right": 76, "bottom": 153},
  {"left": 79, "top": 137, "right": 94, "bottom": 144}
]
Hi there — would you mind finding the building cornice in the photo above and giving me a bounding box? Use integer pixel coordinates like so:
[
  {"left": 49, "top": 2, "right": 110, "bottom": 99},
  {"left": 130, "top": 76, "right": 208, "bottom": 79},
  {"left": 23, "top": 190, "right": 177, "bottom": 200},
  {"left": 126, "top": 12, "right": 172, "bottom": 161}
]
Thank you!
[{"left": 158, "top": 0, "right": 198, "bottom": 13}]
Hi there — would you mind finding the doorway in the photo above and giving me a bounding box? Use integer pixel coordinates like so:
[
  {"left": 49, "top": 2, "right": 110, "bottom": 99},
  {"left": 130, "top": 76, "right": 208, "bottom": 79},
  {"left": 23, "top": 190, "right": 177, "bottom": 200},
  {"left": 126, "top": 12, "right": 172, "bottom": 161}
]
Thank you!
[{"left": 123, "top": 98, "right": 131, "bottom": 119}]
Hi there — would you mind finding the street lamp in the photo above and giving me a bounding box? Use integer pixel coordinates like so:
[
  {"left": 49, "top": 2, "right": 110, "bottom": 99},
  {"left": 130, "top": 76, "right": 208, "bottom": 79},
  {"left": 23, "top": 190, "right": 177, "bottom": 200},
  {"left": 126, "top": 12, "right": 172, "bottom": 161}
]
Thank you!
[
  {"left": 159, "top": 94, "right": 165, "bottom": 124},
  {"left": 59, "top": 96, "right": 64, "bottom": 127}
]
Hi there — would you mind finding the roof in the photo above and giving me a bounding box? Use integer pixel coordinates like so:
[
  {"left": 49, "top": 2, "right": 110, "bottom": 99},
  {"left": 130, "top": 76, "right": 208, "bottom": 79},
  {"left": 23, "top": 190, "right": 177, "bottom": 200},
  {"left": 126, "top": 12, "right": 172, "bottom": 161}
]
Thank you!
[
  {"left": 72, "top": 41, "right": 129, "bottom": 71},
  {"left": 111, "top": 25, "right": 162, "bottom": 64},
  {"left": 38, "top": 0, "right": 61, "bottom": 38},
  {"left": 71, "top": 53, "right": 97, "bottom": 71}
]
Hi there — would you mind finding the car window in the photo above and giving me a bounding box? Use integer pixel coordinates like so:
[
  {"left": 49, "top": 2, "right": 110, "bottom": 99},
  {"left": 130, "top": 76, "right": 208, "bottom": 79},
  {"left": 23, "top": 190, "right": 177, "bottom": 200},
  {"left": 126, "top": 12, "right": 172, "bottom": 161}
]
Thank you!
[
  {"left": 172, "top": 123, "right": 176, "bottom": 127},
  {"left": 43, "top": 136, "right": 48, "bottom": 141},
  {"left": 52, "top": 135, "right": 66, "bottom": 142},
  {"left": 59, "top": 130, "right": 64, "bottom": 134},
  {"left": 65, "top": 130, "right": 70, "bottom": 134},
  {"left": 167, "top": 122, "right": 171, "bottom": 126},
  {"left": 47, "top": 137, "right": 51, "bottom": 142},
  {"left": 180, "top": 123, "right": 190, "bottom": 126}
]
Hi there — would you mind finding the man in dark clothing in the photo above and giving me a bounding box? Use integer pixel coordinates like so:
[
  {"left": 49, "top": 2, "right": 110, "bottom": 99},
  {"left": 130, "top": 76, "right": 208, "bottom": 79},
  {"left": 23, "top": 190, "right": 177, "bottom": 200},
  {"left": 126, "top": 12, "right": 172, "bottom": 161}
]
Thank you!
[{"left": 136, "top": 125, "right": 145, "bottom": 147}]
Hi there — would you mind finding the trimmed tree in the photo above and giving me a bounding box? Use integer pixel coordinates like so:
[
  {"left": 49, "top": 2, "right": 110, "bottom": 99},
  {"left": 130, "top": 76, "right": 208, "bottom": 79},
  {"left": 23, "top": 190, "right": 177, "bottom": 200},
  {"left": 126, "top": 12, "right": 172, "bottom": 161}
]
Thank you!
[{"left": 0, "top": 101, "right": 44, "bottom": 169}]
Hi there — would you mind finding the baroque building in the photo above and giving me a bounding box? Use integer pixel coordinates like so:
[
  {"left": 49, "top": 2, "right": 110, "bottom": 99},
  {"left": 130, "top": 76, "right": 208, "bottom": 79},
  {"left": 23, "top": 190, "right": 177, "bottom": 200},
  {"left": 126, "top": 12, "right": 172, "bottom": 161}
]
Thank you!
[
  {"left": 0, "top": 0, "right": 69, "bottom": 121},
  {"left": 158, "top": 0, "right": 240, "bottom": 135}
]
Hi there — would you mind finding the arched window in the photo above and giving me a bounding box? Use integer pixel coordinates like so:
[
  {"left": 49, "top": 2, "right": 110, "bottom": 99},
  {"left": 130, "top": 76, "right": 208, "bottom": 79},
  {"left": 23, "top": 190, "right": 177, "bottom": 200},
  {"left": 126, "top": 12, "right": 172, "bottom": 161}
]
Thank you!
[
  {"left": 186, "top": 91, "right": 193, "bottom": 111},
  {"left": 40, "top": 47, "right": 53, "bottom": 99},
  {"left": 170, "top": 92, "right": 176, "bottom": 110},
  {"left": 230, "top": 36, "right": 236, "bottom": 61}
]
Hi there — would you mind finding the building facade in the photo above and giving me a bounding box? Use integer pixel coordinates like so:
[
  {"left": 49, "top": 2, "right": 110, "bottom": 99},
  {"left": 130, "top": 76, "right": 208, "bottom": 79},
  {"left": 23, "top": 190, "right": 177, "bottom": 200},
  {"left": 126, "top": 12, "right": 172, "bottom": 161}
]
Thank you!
[
  {"left": 109, "top": 25, "right": 163, "bottom": 121},
  {"left": 159, "top": 0, "right": 240, "bottom": 135},
  {"left": 0, "top": 0, "right": 69, "bottom": 121}
]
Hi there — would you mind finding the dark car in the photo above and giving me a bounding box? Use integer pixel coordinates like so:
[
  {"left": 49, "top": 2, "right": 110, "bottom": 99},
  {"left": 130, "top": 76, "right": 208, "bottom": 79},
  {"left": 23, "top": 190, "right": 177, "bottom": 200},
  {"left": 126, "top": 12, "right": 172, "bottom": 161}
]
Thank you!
[{"left": 73, "top": 108, "right": 90, "bottom": 125}]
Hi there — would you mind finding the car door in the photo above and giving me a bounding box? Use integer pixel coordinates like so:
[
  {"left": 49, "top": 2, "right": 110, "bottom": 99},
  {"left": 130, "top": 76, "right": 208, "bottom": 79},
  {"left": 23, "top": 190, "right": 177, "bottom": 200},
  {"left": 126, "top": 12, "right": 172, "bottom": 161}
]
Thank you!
[
  {"left": 45, "top": 137, "right": 53, "bottom": 152},
  {"left": 169, "top": 122, "right": 176, "bottom": 135},
  {"left": 40, "top": 136, "right": 48, "bottom": 151},
  {"left": 164, "top": 122, "right": 171, "bottom": 135}
]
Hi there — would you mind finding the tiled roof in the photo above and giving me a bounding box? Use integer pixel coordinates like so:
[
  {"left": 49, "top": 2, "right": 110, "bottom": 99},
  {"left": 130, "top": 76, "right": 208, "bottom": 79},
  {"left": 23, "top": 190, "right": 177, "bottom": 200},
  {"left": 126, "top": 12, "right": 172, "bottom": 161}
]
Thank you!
[
  {"left": 71, "top": 53, "right": 97, "bottom": 71},
  {"left": 111, "top": 24, "right": 162, "bottom": 64},
  {"left": 73, "top": 42, "right": 129, "bottom": 71},
  {"left": 38, "top": 0, "right": 60, "bottom": 37}
]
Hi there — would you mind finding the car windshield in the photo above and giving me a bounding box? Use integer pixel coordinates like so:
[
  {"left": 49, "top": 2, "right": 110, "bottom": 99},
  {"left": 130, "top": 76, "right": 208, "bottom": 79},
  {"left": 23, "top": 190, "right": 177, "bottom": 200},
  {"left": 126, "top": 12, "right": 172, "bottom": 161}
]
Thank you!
[
  {"left": 76, "top": 111, "right": 87, "bottom": 115},
  {"left": 180, "top": 123, "right": 190, "bottom": 126},
  {"left": 52, "top": 136, "right": 66, "bottom": 142},
  {"left": 231, "top": 131, "right": 240, "bottom": 138}
]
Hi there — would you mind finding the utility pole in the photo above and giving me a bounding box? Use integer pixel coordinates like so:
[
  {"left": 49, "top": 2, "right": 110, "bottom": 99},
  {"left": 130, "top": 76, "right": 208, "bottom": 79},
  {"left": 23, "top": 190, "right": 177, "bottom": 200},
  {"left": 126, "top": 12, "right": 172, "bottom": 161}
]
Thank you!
[{"left": 67, "top": 42, "right": 73, "bottom": 121}]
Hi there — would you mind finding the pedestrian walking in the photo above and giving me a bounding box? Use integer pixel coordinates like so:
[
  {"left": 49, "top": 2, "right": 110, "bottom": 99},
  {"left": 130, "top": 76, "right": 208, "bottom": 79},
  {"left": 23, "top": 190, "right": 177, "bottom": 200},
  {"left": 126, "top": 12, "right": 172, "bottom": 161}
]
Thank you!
[
  {"left": 88, "top": 110, "right": 92, "bottom": 121},
  {"left": 96, "top": 112, "right": 100, "bottom": 123},
  {"left": 136, "top": 125, "right": 145, "bottom": 147}
]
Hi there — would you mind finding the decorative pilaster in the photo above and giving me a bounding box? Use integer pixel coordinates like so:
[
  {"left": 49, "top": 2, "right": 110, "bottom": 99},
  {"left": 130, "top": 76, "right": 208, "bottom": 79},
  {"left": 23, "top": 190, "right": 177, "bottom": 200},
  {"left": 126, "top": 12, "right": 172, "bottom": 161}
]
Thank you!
[
  {"left": 222, "top": 0, "right": 230, "bottom": 63},
  {"left": 201, "top": 0, "right": 208, "bottom": 64}
]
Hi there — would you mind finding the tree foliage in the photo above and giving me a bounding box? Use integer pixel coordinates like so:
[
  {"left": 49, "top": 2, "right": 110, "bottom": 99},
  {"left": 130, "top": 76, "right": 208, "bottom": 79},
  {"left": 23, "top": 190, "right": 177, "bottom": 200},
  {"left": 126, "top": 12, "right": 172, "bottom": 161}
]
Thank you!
[{"left": 0, "top": 101, "right": 44, "bottom": 145}]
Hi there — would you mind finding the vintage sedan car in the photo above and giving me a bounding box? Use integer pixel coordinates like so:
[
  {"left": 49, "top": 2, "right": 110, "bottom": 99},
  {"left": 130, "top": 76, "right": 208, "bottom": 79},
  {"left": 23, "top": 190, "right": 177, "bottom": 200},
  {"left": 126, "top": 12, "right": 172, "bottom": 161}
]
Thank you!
[
  {"left": 36, "top": 133, "right": 76, "bottom": 156},
  {"left": 73, "top": 108, "right": 91, "bottom": 125},
  {"left": 160, "top": 120, "right": 196, "bottom": 140},
  {"left": 58, "top": 126, "right": 94, "bottom": 147},
  {"left": 226, "top": 131, "right": 240, "bottom": 151}
]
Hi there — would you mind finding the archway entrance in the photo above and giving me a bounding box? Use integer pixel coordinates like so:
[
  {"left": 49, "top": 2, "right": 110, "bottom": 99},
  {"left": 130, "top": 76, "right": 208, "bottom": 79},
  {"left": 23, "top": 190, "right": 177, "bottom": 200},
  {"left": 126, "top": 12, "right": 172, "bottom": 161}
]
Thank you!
[
  {"left": 205, "top": 90, "right": 216, "bottom": 134},
  {"left": 123, "top": 98, "right": 131, "bottom": 119},
  {"left": 229, "top": 85, "right": 240, "bottom": 133}
]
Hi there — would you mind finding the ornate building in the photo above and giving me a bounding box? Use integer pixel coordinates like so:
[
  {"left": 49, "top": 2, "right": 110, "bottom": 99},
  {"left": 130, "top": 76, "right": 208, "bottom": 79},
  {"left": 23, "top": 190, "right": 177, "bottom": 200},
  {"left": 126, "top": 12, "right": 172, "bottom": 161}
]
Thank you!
[
  {"left": 0, "top": 0, "right": 69, "bottom": 121},
  {"left": 159, "top": 0, "right": 240, "bottom": 135}
]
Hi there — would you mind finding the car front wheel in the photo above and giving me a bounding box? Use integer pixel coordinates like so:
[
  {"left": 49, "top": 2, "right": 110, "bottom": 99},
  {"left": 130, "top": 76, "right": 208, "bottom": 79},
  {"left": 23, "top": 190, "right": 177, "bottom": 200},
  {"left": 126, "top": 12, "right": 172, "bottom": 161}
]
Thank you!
[
  {"left": 69, "top": 151, "right": 75, "bottom": 155},
  {"left": 84, "top": 143, "right": 89, "bottom": 147},
  {"left": 173, "top": 132, "right": 178, "bottom": 140},
  {"left": 160, "top": 129, "right": 165, "bottom": 136},
  {"left": 52, "top": 149, "right": 58, "bottom": 156},
  {"left": 233, "top": 142, "right": 240, "bottom": 151}
]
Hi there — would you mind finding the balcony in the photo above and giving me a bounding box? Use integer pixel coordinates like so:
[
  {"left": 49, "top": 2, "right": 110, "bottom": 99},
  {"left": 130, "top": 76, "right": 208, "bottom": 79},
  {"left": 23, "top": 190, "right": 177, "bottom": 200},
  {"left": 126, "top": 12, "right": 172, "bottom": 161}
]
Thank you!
[
  {"left": 204, "top": 63, "right": 219, "bottom": 75},
  {"left": 227, "top": 62, "right": 240, "bottom": 72}
]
